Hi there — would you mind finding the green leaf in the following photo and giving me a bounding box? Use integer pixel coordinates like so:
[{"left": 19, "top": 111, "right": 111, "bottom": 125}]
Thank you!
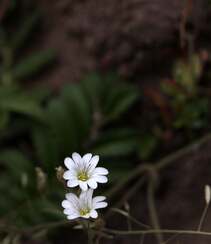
[
  {"left": 27, "top": 84, "right": 52, "bottom": 102},
  {"left": 0, "top": 150, "right": 35, "bottom": 188},
  {"left": 47, "top": 98, "right": 78, "bottom": 155},
  {"left": 0, "top": 109, "right": 9, "bottom": 130},
  {"left": 61, "top": 84, "right": 92, "bottom": 141},
  {"left": 93, "top": 137, "right": 137, "bottom": 157},
  {"left": 13, "top": 49, "right": 56, "bottom": 81},
  {"left": 104, "top": 83, "right": 139, "bottom": 121},
  {"left": 0, "top": 94, "right": 45, "bottom": 122},
  {"left": 81, "top": 73, "right": 104, "bottom": 107},
  {"left": 32, "top": 125, "right": 59, "bottom": 173},
  {"left": 173, "top": 99, "right": 209, "bottom": 129}
]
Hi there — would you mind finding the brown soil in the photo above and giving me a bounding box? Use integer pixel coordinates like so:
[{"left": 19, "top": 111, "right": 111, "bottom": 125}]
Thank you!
[{"left": 36, "top": 0, "right": 209, "bottom": 89}]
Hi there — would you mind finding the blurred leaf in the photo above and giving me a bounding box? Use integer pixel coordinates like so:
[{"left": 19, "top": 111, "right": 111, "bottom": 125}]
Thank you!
[
  {"left": 47, "top": 98, "right": 78, "bottom": 155},
  {"left": 61, "top": 84, "right": 92, "bottom": 142},
  {"left": 81, "top": 73, "right": 104, "bottom": 107},
  {"left": 104, "top": 81, "right": 139, "bottom": 121},
  {"left": 81, "top": 73, "right": 139, "bottom": 123},
  {"left": 93, "top": 137, "right": 137, "bottom": 157},
  {"left": 0, "top": 94, "right": 45, "bottom": 121},
  {"left": 0, "top": 149, "right": 34, "bottom": 184},
  {"left": 32, "top": 126, "right": 59, "bottom": 174},
  {"left": 0, "top": 109, "right": 9, "bottom": 130},
  {"left": 27, "top": 84, "right": 52, "bottom": 102},
  {"left": 13, "top": 49, "right": 56, "bottom": 81},
  {"left": 174, "top": 98, "right": 209, "bottom": 129}
]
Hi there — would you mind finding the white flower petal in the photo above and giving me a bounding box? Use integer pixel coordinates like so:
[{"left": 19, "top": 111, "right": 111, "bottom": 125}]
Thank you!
[
  {"left": 94, "top": 175, "right": 108, "bottom": 183},
  {"left": 83, "top": 153, "right": 92, "bottom": 164},
  {"left": 87, "top": 179, "right": 98, "bottom": 189},
  {"left": 65, "top": 193, "right": 80, "bottom": 211},
  {"left": 89, "top": 155, "right": 99, "bottom": 171},
  {"left": 62, "top": 200, "right": 71, "bottom": 209},
  {"left": 86, "top": 189, "right": 94, "bottom": 203},
  {"left": 67, "top": 213, "right": 80, "bottom": 220},
  {"left": 90, "top": 209, "right": 98, "bottom": 218},
  {"left": 79, "top": 189, "right": 93, "bottom": 209},
  {"left": 93, "top": 196, "right": 106, "bottom": 205},
  {"left": 66, "top": 193, "right": 79, "bottom": 204},
  {"left": 79, "top": 181, "right": 88, "bottom": 191},
  {"left": 64, "top": 157, "right": 75, "bottom": 169},
  {"left": 93, "top": 167, "right": 108, "bottom": 175},
  {"left": 79, "top": 190, "right": 86, "bottom": 201},
  {"left": 82, "top": 213, "right": 90, "bottom": 219},
  {"left": 63, "top": 171, "right": 77, "bottom": 180},
  {"left": 79, "top": 188, "right": 92, "bottom": 199},
  {"left": 72, "top": 152, "right": 82, "bottom": 164},
  {"left": 94, "top": 201, "right": 108, "bottom": 209},
  {"left": 67, "top": 179, "right": 79, "bottom": 188},
  {"left": 64, "top": 209, "right": 76, "bottom": 215}
]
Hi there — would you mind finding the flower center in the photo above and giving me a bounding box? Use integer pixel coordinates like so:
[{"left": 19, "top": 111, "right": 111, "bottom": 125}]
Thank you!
[
  {"left": 79, "top": 208, "right": 90, "bottom": 216},
  {"left": 77, "top": 171, "right": 89, "bottom": 181}
]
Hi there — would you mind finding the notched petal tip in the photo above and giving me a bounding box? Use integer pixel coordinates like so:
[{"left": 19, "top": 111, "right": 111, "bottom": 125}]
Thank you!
[
  {"left": 83, "top": 153, "right": 92, "bottom": 164},
  {"left": 72, "top": 152, "right": 82, "bottom": 163}
]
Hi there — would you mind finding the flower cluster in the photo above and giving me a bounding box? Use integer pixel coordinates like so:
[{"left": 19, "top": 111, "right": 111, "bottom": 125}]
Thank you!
[{"left": 62, "top": 153, "right": 108, "bottom": 220}]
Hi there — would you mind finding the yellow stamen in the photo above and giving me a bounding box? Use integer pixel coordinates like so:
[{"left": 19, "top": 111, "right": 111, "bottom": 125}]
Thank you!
[
  {"left": 77, "top": 172, "right": 89, "bottom": 181},
  {"left": 80, "top": 208, "right": 90, "bottom": 216}
]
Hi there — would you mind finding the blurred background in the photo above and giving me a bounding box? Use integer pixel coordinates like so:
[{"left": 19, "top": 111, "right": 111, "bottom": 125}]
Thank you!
[{"left": 0, "top": 0, "right": 211, "bottom": 243}]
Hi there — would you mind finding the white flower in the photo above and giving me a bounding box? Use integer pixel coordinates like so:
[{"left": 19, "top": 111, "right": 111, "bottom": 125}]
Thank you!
[
  {"left": 63, "top": 152, "right": 108, "bottom": 191},
  {"left": 62, "top": 189, "right": 108, "bottom": 219}
]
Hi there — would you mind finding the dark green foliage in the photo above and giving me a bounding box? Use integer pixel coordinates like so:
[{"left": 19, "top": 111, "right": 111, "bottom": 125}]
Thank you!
[
  {"left": 0, "top": 2, "right": 56, "bottom": 85},
  {"left": 160, "top": 54, "right": 209, "bottom": 131},
  {"left": 0, "top": 73, "right": 139, "bottom": 230},
  {"left": 32, "top": 74, "right": 139, "bottom": 172},
  {"left": 92, "top": 128, "right": 138, "bottom": 157},
  {"left": 13, "top": 49, "right": 56, "bottom": 81}
]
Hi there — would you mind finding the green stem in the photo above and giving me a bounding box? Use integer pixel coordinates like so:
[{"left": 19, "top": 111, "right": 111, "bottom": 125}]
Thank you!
[
  {"left": 197, "top": 203, "right": 210, "bottom": 231},
  {"left": 103, "top": 228, "right": 211, "bottom": 237},
  {"left": 87, "top": 221, "right": 94, "bottom": 244},
  {"left": 147, "top": 172, "right": 163, "bottom": 244}
]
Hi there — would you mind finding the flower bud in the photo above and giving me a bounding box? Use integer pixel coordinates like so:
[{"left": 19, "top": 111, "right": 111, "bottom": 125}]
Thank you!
[
  {"left": 55, "top": 166, "right": 66, "bottom": 186},
  {"left": 35, "top": 167, "right": 47, "bottom": 193},
  {"left": 205, "top": 185, "right": 211, "bottom": 205}
]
